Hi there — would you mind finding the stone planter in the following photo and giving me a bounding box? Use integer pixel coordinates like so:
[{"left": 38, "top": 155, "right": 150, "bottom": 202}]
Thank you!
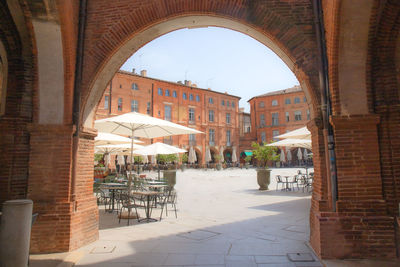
[
  {"left": 256, "top": 168, "right": 271, "bottom": 190},
  {"left": 163, "top": 170, "right": 176, "bottom": 188},
  {"left": 180, "top": 164, "right": 186, "bottom": 172},
  {"left": 245, "top": 163, "right": 250, "bottom": 169}
]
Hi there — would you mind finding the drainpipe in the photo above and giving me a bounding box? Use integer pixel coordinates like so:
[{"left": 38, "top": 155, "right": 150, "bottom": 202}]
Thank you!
[
  {"left": 71, "top": 0, "right": 87, "bottom": 208},
  {"left": 109, "top": 79, "right": 112, "bottom": 114},
  {"left": 313, "top": 0, "right": 338, "bottom": 211}
]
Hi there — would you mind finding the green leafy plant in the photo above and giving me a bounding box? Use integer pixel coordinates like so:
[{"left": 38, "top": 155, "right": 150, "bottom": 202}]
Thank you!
[
  {"left": 157, "top": 154, "right": 178, "bottom": 164},
  {"left": 251, "top": 142, "right": 279, "bottom": 169},
  {"left": 244, "top": 155, "right": 252, "bottom": 163},
  {"left": 180, "top": 153, "right": 188, "bottom": 163},
  {"left": 214, "top": 154, "right": 222, "bottom": 163},
  {"left": 134, "top": 156, "right": 143, "bottom": 164}
]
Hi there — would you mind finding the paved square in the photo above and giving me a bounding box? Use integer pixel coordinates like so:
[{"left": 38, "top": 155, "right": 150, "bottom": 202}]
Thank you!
[{"left": 76, "top": 168, "right": 318, "bottom": 266}]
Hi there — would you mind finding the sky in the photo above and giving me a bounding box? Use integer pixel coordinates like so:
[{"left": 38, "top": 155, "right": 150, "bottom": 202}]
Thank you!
[{"left": 121, "top": 27, "right": 299, "bottom": 112}]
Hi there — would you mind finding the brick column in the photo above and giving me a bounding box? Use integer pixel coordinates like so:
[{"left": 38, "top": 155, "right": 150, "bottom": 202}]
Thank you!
[
  {"left": 314, "top": 115, "right": 396, "bottom": 259},
  {"left": 27, "top": 124, "right": 98, "bottom": 253}
]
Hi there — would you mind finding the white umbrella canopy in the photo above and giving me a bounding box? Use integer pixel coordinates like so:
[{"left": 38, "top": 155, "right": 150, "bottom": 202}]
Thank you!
[
  {"left": 232, "top": 147, "right": 237, "bottom": 163},
  {"left": 104, "top": 154, "right": 111, "bottom": 166},
  {"left": 95, "top": 132, "right": 143, "bottom": 146},
  {"left": 297, "top": 148, "right": 303, "bottom": 161},
  {"left": 151, "top": 155, "right": 156, "bottom": 165},
  {"left": 117, "top": 154, "right": 125, "bottom": 166},
  {"left": 133, "top": 142, "right": 187, "bottom": 156},
  {"left": 205, "top": 147, "right": 212, "bottom": 163},
  {"left": 95, "top": 112, "right": 203, "bottom": 138},
  {"left": 95, "top": 143, "right": 144, "bottom": 154},
  {"left": 142, "top": 155, "right": 149, "bottom": 164},
  {"left": 266, "top": 138, "right": 312, "bottom": 150},
  {"left": 276, "top": 127, "right": 311, "bottom": 140}
]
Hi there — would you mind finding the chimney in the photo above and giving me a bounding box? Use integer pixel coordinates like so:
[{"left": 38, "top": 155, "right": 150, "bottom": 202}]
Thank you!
[
  {"left": 132, "top": 68, "right": 136, "bottom": 74},
  {"left": 192, "top": 84, "right": 197, "bottom": 88},
  {"left": 184, "top": 80, "right": 191, "bottom": 86},
  {"left": 177, "top": 81, "right": 182, "bottom": 84},
  {"left": 140, "top": 70, "right": 147, "bottom": 77}
]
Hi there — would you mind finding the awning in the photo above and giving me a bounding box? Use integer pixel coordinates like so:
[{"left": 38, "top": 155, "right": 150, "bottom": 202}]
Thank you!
[{"left": 243, "top": 151, "right": 252, "bottom": 156}]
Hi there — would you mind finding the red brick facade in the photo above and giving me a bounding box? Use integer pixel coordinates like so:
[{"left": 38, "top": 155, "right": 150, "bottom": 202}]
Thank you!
[
  {"left": 0, "top": 0, "right": 399, "bottom": 260},
  {"left": 95, "top": 70, "right": 240, "bottom": 164}
]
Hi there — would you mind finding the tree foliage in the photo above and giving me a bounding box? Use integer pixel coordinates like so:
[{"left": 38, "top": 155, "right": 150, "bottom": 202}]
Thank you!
[{"left": 251, "top": 142, "right": 279, "bottom": 168}]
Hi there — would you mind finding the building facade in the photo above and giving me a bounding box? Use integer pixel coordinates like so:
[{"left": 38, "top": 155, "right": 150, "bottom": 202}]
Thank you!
[
  {"left": 248, "top": 85, "right": 310, "bottom": 144},
  {"left": 96, "top": 70, "right": 241, "bottom": 165}
]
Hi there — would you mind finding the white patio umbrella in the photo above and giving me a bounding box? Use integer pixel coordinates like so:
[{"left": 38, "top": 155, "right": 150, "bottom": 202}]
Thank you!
[
  {"left": 134, "top": 142, "right": 187, "bottom": 156},
  {"left": 219, "top": 148, "right": 224, "bottom": 163},
  {"left": 188, "top": 146, "right": 196, "bottom": 164},
  {"left": 232, "top": 147, "right": 237, "bottom": 163},
  {"left": 303, "top": 149, "right": 308, "bottom": 160},
  {"left": 95, "top": 112, "right": 202, "bottom": 194},
  {"left": 95, "top": 143, "right": 144, "bottom": 154},
  {"left": 151, "top": 155, "right": 156, "bottom": 165},
  {"left": 95, "top": 132, "right": 142, "bottom": 146},
  {"left": 297, "top": 148, "right": 303, "bottom": 161},
  {"left": 287, "top": 149, "right": 292, "bottom": 162},
  {"left": 280, "top": 150, "right": 286, "bottom": 162},
  {"left": 266, "top": 138, "right": 312, "bottom": 150},
  {"left": 205, "top": 147, "right": 212, "bottom": 163},
  {"left": 142, "top": 155, "right": 148, "bottom": 164},
  {"left": 104, "top": 153, "right": 111, "bottom": 166},
  {"left": 276, "top": 127, "right": 311, "bottom": 140}
]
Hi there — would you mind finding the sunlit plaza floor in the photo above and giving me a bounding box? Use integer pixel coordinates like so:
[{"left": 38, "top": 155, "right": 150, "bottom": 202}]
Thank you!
[{"left": 74, "top": 167, "right": 322, "bottom": 267}]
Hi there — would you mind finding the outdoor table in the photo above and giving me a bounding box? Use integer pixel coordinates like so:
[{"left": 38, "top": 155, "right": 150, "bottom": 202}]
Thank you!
[
  {"left": 100, "top": 183, "right": 127, "bottom": 212},
  {"left": 132, "top": 191, "right": 163, "bottom": 222},
  {"left": 283, "top": 176, "right": 291, "bottom": 191}
]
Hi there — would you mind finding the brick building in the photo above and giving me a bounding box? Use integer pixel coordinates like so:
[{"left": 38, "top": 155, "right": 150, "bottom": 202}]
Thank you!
[
  {"left": 96, "top": 70, "right": 241, "bottom": 164},
  {"left": 248, "top": 86, "right": 310, "bottom": 144}
]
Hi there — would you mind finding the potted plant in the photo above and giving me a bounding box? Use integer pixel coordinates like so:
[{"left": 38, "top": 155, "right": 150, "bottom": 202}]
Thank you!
[
  {"left": 252, "top": 142, "right": 279, "bottom": 190},
  {"left": 244, "top": 155, "right": 252, "bottom": 169},
  {"left": 180, "top": 153, "right": 188, "bottom": 171},
  {"left": 159, "top": 154, "right": 178, "bottom": 188},
  {"left": 214, "top": 154, "right": 222, "bottom": 170}
]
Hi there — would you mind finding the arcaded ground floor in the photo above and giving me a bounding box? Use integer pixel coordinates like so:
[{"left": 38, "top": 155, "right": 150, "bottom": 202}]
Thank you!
[{"left": 30, "top": 168, "right": 399, "bottom": 267}]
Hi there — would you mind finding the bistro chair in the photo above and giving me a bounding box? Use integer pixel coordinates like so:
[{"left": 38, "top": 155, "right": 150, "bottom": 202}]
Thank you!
[
  {"left": 118, "top": 193, "right": 142, "bottom": 225},
  {"left": 159, "top": 188, "right": 178, "bottom": 221},
  {"left": 275, "top": 175, "right": 284, "bottom": 191},
  {"left": 288, "top": 175, "right": 300, "bottom": 191}
]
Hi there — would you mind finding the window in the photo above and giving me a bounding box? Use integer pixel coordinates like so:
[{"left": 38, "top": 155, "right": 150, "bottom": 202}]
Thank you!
[
  {"left": 131, "top": 83, "right": 138, "bottom": 90},
  {"left": 208, "top": 97, "right": 214, "bottom": 104},
  {"left": 259, "top": 101, "right": 265, "bottom": 108},
  {"left": 285, "top": 98, "right": 291, "bottom": 104},
  {"left": 285, "top": 112, "right": 290, "bottom": 122},
  {"left": 232, "top": 101, "right": 235, "bottom": 108},
  {"left": 226, "top": 130, "right": 231, "bottom": 146},
  {"left": 183, "top": 93, "right": 187, "bottom": 100},
  {"left": 118, "top": 98, "right": 123, "bottom": 111},
  {"left": 165, "top": 89, "right": 170, "bottom": 97},
  {"left": 158, "top": 88, "right": 163, "bottom": 96},
  {"left": 131, "top": 100, "right": 138, "bottom": 112},
  {"left": 272, "top": 130, "right": 280, "bottom": 141},
  {"left": 261, "top": 132, "right": 266, "bottom": 143},
  {"left": 304, "top": 97, "right": 307, "bottom": 103},
  {"left": 189, "top": 108, "right": 195, "bottom": 122},
  {"left": 147, "top": 102, "right": 151, "bottom": 114},
  {"left": 307, "top": 109, "right": 310, "bottom": 120},
  {"left": 104, "top": 95, "right": 109, "bottom": 109},
  {"left": 272, "top": 100, "right": 278, "bottom": 106},
  {"left": 221, "top": 100, "right": 225, "bottom": 106},
  {"left": 196, "top": 95, "right": 200, "bottom": 102},
  {"left": 260, "top": 114, "right": 265, "bottom": 127},
  {"left": 209, "top": 129, "right": 215, "bottom": 145},
  {"left": 226, "top": 113, "right": 231, "bottom": 124},
  {"left": 294, "top": 97, "right": 300, "bottom": 104},
  {"left": 164, "top": 105, "right": 172, "bottom": 121},
  {"left": 227, "top": 101, "right": 230, "bottom": 107},
  {"left": 209, "top": 110, "right": 215, "bottom": 122},
  {"left": 271, "top": 113, "right": 279, "bottom": 126},
  {"left": 189, "top": 94, "right": 193, "bottom": 101},
  {"left": 294, "top": 111, "right": 302, "bottom": 121},
  {"left": 173, "top": 91, "right": 177, "bottom": 98}
]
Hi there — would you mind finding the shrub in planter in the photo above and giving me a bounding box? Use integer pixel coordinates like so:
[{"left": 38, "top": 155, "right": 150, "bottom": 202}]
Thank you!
[
  {"left": 214, "top": 154, "right": 222, "bottom": 170},
  {"left": 252, "top": 142, "right": 279, "bottom": 190}
]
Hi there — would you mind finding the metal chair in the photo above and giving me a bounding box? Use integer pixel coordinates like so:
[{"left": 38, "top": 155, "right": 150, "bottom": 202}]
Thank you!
[
  {"left": 159, "top": 188, "right": 177, "bottom": 221},
  {"left": 275, "top": 175, "right": 284, "bottom": 191}
]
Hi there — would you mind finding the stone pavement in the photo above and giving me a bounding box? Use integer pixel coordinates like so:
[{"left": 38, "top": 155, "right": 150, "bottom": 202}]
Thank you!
[{"left": 74, "top": 168, "right": 322, "bottom": 267}]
